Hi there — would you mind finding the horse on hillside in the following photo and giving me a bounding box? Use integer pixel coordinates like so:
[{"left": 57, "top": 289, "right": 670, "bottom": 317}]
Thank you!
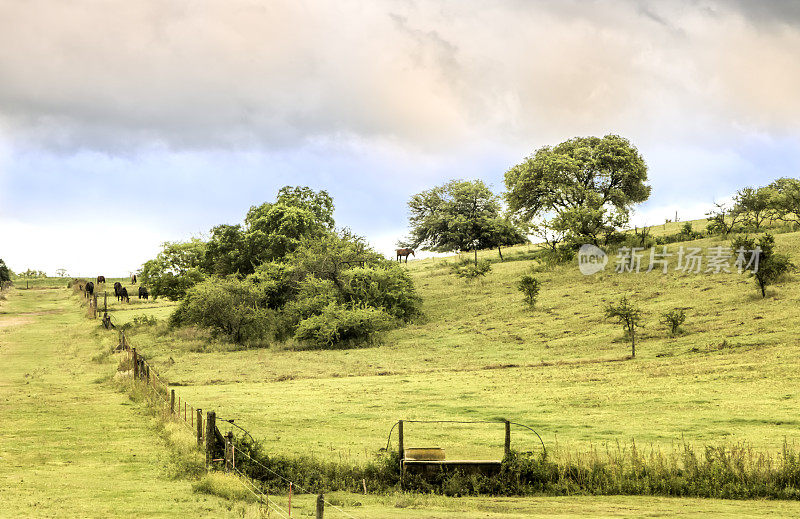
[{"left": 396, "top": 248, "right": 415, "bottom": 263}]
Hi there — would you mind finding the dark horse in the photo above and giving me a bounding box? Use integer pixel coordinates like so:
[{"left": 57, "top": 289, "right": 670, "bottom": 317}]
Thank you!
[
  {"left": 114, "top": 282, "right": 122, "bottom": 300},
  {"left": 396, "top": 248, "right": 415, "bottom": 263},
  {"left": 120, "top": 287, "right": 130, "bottom": 303},
  {"left": 85, "top": 281, "right": 94, "bottom": 298},
  {"left": 96, "top": 275, "right": 105, "bottom": 284},
  {"left": 138, "top": 286, "right": 149, "bottom": 300}
]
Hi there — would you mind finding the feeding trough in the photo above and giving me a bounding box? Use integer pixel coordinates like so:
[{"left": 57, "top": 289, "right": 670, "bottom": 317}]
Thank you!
[{"left": 387, "top": 419, "right": 545, "bottom": 480}]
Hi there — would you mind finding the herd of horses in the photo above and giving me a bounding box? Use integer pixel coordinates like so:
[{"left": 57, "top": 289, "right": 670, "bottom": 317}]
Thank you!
[
  {"left": 79, "top": 251, "right": 414, "bottom": 303},
  {"left": 81, "top": 274, "right": 148, "bottom": 303}
]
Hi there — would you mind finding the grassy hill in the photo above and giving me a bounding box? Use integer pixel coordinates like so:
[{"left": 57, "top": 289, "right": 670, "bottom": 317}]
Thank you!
[{"left": 105, "top": 227, "right": 800, "bottom": 466}]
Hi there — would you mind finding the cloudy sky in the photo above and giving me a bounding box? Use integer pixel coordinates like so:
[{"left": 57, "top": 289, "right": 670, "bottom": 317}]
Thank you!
[{"left": 1, "top": 0, "right": 799, "bottom": 276}]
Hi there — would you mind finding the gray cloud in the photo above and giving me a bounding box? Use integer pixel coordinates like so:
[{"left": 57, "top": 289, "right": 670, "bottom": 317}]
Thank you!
[{"left": 0, "top": 0, "right": 799, "bottom": 154}]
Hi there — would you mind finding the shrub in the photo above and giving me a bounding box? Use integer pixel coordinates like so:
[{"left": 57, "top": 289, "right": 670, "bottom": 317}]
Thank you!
[
  {"left": 661, "top": 308, "right": 687, "bottom": 336},
  {"left": 294, "top": 303, "right": 392, "bottom": 348},
  {"left": 172, "top": 277, "right": 274, "bottom": 344},
  {"left": 517, "top": 275, "right": 541, "bottom": 308},
  {"left": 450, "top": 259, "right": 492, "bottom": 280},
  {"left": 340, "top": 264, "right": 422, "bottom": 322}
]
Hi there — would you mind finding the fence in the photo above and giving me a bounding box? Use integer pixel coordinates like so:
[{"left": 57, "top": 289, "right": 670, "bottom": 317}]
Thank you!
[{"left": 116, "top": 329, "right": 355, "bottom": 519}]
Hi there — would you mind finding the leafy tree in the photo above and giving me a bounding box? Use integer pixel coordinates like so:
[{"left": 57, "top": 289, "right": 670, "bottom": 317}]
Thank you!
[
  {"left": 734, "top": 187, "right": 775, "bottom": 231},
  {"left": 706, "top": 202, "right": 743, "bottom": 236},
  {"left": 479, "top": 217, "right": 528, "bottom": 260},
  {"left": 517, "top": 274, "right": 540, "bottom": 308},
  {"left": 505, "top": 135, "right": 650, "bottom": 246},
  {"left": 661, "top": 308, "right": 687, "bottom": 336},
  {"left": 204, "top": 186, "right": 336, "bottom": 277},
  {"left": 204, "top": 224, "right": 251, "bottom": 276},
  {"left": 286, "top": 229, "right": 382, "bottom": 292},
  {"left": 732, "top": 233, "right": 794, "bottom": 297},
  {"left": 406, "top": 179, "right": 523, "bottom": 265},
  {"left": 152, "top": 186, "right": 422, "bottom": 349},
  {"left": 140, "top": 239, "right": 207, "bottom": 300},
  {"left": 605, "top": 296, "right": 642, "bottom": 358},
  {"left": 0, "top": 259, "right": 10, "bottom": 283},
  {"left": 767, "top": 177, "right": 800, "bottom": 227},
  {"left": 55, "top": 268, "right": 68, "bottom": 278},
  {"left": 274, "top": 185, "right": 335, "bottom": 229}
]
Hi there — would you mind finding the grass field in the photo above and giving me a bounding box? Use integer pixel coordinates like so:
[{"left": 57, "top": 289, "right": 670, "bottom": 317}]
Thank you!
[
  {"left": 0, "top": 287, "right": 260, "bottom": 518},
  {"left": 9, "top": 288, "right": 800, "bottom": 515},
  {"left": 109, "top": 227, "right": 800, "bottom": 466}
]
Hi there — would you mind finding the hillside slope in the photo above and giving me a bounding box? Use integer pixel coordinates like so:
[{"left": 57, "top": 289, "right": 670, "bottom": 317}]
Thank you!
[{"left": 118, "top": 230, "right": 800, "bottom": 462}]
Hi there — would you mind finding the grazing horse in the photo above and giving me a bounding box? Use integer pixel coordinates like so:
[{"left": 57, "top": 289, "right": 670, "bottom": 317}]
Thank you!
[
  {"left": 396, "top": 248, "right": 415, "bottom": 263},
  {"left": 85, "top": 281, "right": 94, "bottom": 297},
  {"left": 114, "top": 282, "right": 123, "bottom": 300},
  {"left": 131, "top": 274, "right": 137, "bottom": 284},
  {"left": 138, "top": 286, "right": 149, "bottom": 300},
  {"left": 96, "top": 275, "right": 105, "bottom": 284},
  {"left": 120, "top": 287, "right": 130, "bottom": 303}
]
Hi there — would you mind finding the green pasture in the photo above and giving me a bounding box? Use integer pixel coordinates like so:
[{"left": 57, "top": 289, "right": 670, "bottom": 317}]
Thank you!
[
  {"left": 9, "top": 287, "right": 800, "bottom": 515},
  {"left": 114, "top": 229, "right": 800, "bottom": 465},
  {"left": 0, "top": 288, "right": 259, "bottom": 517}
]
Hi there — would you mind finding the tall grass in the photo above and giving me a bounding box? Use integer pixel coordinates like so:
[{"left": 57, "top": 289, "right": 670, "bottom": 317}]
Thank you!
[{"left": 229, "top": 433, "right": 800, "bottom": 500}]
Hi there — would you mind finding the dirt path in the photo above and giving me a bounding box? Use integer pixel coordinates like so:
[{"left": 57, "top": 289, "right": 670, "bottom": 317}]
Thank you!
[{"left": 0, "top": 289, "right": 251, "bottom": 517}]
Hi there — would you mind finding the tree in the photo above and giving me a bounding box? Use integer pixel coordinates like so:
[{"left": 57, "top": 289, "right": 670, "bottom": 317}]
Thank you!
[
  {"left": 605, "top": 296, "right": 642, "bottom": 358},
  {"left": 706, "top": 202, "right": 743, "bottom": 236},
  {"left": 139, "top": 239, "right": 207, "bottom": 300},
  {"left": 767, "top": 178, "right": 800, "bottom": 227},
  {"left": 274, "top": 185, "right": 335, "bottom": 230},
  {"left": 734, "top": 187, "right": 774, "bottom": 231},
  {"left": 0, "top": 259, "right": 10, "bottom": 283},
  {"left": 406, "top": 179, "right": 523, "bottom": 265},
  {"left": 504, "top": 135, "right": 650, "bottom": 246},
  {"left": 203, "top": 186, "right": 336, "bottom": 277},
  {"left": 732, "top": 233, "right": 794, "bottom": 297},
  {"left": 55, "top": 268, "right": 68, "bottom": 278},
  {"left": 479, "top": 217, "right": 528, "bottom": 260}
]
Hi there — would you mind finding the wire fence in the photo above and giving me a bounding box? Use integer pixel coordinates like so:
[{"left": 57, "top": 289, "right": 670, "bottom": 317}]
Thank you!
[{"left": 115, "top": 326, "right": 358, "bottom": 518}]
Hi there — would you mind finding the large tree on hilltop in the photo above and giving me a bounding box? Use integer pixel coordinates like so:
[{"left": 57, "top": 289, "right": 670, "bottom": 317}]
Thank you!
[
  {"left": 406, "top": 179, "right": 526, "bottom": 264},
  {"left": 504, "top": 135, "right": 650, "bottom": 246}
]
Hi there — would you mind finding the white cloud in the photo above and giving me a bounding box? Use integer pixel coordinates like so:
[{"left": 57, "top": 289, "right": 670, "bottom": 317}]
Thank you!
[
  {"left": 1, "top": 1, "right": 799, "bottom": 155},
  {"left": 0, "top": 217, "right": 165, "bottom": 277}
]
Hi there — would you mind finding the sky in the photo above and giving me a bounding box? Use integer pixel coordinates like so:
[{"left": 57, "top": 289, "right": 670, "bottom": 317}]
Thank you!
[{"left": 1, "top": 0, "right": 799, "bottom": 276}]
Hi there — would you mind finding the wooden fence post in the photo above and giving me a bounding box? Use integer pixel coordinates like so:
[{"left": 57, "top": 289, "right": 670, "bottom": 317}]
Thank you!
[
  {"left": 103, "top": 291, "right": 107, "bottom": 313},
  {"left": 398, "top": 420, "right": 404, "bottom": 485},
  {"left": 170, "top": 389, "right": 175, "bottom": 415},
  {"left": 132, "top": 348, "right": 138, "bottom": 379},
  {"left": 196, "top": 408, "right": 203, "bottom": 445},
  {"left": 145, "top": 364, "right": 150, "bottom": 383},
  {"left": 504, "top": 420, "right": 511, "bottom": 458},
  {"left": 205, "top": 411, "right": 216, "bottom": 467},
  {"left": 224, "top": 432, "right": 233, "bottom": 472},
  {"left": 316, "top": 493, "right": 325, "bottom": 519}
]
